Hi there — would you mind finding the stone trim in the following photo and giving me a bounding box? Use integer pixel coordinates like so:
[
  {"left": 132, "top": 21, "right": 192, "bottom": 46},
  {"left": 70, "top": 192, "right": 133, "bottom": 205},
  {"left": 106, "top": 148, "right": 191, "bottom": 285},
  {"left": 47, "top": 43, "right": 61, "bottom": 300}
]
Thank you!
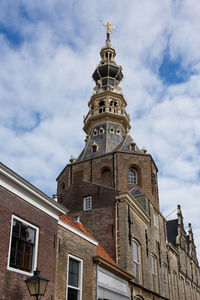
[{"left": 116, "top": 193, "right": 150, "bottom": 224}]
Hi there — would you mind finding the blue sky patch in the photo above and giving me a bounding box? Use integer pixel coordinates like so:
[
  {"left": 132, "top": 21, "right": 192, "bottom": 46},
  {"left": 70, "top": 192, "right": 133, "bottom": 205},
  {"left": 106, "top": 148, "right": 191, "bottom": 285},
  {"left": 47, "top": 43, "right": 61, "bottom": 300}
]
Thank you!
[
  {"left": 13, "top": 111, "right": 41, "bottom": 135},
  {"left": 0, "top": 23, "right": 24, "bottom": 48},
  {"left": 159, "top": 49, "right": 192, "bottom": 85}
]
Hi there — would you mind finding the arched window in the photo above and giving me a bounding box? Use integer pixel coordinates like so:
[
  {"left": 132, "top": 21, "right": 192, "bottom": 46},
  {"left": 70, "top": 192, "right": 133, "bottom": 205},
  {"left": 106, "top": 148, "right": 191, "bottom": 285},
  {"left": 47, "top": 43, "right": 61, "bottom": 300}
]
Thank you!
[
  {"left": 116, "top": 129, "right": 121, "bottom": 135},
  {"left": 129, "top": 142, "right": 136, "bottom": 151},
  {"left": 93, "top": 129, "right": 98, "bottom": 136},
  {"left": 128, "top": 169, "right": 137, "bottom": 184},
  {"left": 133, "top": 240, "right": 141, "bottom": 283},
  {"left": 101, "top": 167, "right": 112, "bottom": 187},
  {"left": 151, "top": 255, "right": 158, "bottom": 292},
  {"left": 91, "top": 143, "right": 98, "bottom": 153},
  {"left": 99, "top": 127, "right": 104, "bottom": 134}
]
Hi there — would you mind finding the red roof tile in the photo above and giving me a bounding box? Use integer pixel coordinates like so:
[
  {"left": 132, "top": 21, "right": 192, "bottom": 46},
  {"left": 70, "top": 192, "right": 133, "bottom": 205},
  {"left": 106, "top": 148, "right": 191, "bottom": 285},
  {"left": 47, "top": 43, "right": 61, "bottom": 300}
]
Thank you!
[
  {"left": 59, "top": 215, "right": 95, "bottom": 240},
  {"left": 60, "top": 214, "right": 115, "bottom": 264},
  {"left": 97, "top": 244, "right": 115, "bottom": 264}
]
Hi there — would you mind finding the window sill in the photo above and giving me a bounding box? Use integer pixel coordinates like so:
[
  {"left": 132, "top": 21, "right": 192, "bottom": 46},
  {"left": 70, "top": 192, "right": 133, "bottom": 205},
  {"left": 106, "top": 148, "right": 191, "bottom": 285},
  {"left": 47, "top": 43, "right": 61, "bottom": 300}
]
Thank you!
[{"left": 7, "top": 266, "right": 34, "bottom": 277}]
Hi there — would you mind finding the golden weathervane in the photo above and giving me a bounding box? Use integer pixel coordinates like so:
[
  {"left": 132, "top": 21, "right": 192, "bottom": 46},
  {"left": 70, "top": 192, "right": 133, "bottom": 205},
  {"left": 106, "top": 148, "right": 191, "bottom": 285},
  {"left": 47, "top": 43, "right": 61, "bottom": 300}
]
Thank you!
[{"left": 103, "top": 22, "right": 115, "bottom": 34}]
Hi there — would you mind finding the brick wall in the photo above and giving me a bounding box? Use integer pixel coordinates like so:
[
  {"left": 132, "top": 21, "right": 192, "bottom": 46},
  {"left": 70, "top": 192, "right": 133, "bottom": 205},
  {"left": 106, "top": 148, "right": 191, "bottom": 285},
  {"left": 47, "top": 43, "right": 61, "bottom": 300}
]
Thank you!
[
  {"left": 59, "top": 180, "right": 119, "bottom": 260},
  {"left": 57, "top": 151, "right": 159, "bottom": 209},
  {"left": 0, "top": 186, "right": 58, "bottom": 300},
  {"left": 55, "top": 225, "right": 96, "bottom": 300}
]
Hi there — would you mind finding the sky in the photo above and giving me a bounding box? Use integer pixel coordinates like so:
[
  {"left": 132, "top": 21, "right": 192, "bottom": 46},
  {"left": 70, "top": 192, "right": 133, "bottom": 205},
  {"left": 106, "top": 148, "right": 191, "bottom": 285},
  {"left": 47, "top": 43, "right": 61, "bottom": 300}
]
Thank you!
[{"left": 1, "top": 0, "right": 200, "bottom": 257}]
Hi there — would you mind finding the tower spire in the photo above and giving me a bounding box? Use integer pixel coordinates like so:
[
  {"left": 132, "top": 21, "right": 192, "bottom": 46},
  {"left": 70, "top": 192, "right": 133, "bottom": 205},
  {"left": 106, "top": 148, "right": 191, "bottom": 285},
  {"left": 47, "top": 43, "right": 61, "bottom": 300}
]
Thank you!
[{"left": 75, "top": 28, "right": 143, "bottom": 162}]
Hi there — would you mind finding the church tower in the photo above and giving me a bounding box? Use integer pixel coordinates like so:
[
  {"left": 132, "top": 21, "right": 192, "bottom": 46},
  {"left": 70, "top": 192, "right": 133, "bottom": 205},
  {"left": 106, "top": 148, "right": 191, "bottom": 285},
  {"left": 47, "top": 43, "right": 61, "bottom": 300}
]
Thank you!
[
  {"left": 57, "top": 28, "right": 159, "bottom": 209},
  {"left": 56, "top": 26, "right": 200, "bottom": 299}
]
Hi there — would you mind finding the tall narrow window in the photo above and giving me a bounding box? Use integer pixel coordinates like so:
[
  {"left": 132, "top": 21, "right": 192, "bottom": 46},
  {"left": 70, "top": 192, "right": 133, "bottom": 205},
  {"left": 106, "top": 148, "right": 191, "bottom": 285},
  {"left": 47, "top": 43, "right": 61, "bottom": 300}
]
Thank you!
[
  {"left": 133, "top": 240, "right": 141, "bottom": 283},
  {"left": 186, "top": 281, "right": 192, "bottom": 300},
  {"left": 172, "top": 272, "right": 178, "bottom": 300},
  {"left": 128, "top": 169, "right": 137, "bottom": 184},
  {"left": 153, "top": 211, "right": 158, "bottom": 240},
  {"left": 180, "top": 277, "right": 186, "bottom": 300},
  {"left": 92, "top": 144, "right": 98, "bottom": 153},
  {"left": 162, "top": 264, "right": 168, "bottom": 297},
  {"left": 8, "top": 215, "right": 39, "bottom": 275},
  {"left": 67, "top": 255, "right": 83, "bottom": 300},
  {"left": 151, "top": 255, "right": 158, "bottom": 292}
]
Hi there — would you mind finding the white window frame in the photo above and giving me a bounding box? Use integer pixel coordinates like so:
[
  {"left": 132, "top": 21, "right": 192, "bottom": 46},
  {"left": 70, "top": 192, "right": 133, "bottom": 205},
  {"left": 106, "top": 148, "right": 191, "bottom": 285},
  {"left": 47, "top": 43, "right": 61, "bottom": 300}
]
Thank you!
[
  {"left": 83, "top": 196, "right": 92, "bottom": 211},
  {"left": 128, "top": 169, "right": 137, "bottom": 184},
  {"left": 67, "top": 254, "right": 83, "bottom": 300},
  {"left": 133, "top": 240, "right": 141, "bottom": 283},
  {"left": 7, "top": 215, "right": 39, "bottom": 276},
  {"left": 151, "top": 254, "right": 158, "bottom": 292}
]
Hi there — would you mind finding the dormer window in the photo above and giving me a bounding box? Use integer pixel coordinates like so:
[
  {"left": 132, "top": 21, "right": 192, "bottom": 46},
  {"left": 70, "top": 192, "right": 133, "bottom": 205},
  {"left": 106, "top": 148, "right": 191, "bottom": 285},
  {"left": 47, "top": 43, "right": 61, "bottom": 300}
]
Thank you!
[
  {"left": 116, "top": 129, "right": 121, "bottom": 135},
  {"left": 129, "top": 142, "right": 136, "bottom": 151},
  {"left": 110, "top": 127, "right": 114, "bottom": 134},
  {"left": 99, "top": 127, "right": 104, "bottom": 135},
  {"left": 93, "top": 129, "right": 98, "bottom": 136},
  {"left": 91, "top": 142, "right": 98, "bottom": 153}
]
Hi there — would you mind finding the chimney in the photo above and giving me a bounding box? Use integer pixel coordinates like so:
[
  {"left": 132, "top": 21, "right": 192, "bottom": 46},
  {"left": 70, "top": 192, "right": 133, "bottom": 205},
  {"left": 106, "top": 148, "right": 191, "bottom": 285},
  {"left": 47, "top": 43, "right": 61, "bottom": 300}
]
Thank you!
[
  {"left": 52, "top": 194, "right": 58, "bottom": 202},
  {"left": 74, "top": 216, "right": 81, "bottom": 223}
]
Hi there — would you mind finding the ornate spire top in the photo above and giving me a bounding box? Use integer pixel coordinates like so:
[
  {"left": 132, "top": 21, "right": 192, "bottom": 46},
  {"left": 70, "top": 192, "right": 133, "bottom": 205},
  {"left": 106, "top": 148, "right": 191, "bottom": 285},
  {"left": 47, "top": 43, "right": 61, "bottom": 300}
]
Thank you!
[{"left": 102, "top": 22, "right": 115, "bottom": 41}]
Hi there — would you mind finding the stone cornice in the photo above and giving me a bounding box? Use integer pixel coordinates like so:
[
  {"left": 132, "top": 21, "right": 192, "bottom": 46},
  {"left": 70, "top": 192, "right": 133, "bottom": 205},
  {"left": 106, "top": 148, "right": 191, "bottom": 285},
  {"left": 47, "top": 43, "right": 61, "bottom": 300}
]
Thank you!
[
  {"left": 94, "top": 256, "right": 134, "bottom": 281},
  {"left": 116, "top": 192, "right": 150, "bottom": 224},
  {"left": 166, "top": 242, "right": 179, "bottom": 256}
]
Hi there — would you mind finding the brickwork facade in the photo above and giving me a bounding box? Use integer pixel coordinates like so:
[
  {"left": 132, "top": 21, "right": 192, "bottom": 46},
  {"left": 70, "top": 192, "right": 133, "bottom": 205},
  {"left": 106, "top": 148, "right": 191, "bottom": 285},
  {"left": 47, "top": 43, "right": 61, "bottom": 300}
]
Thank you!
[
  {"left": 57, "top": 151, "right": 159, "bottom": 209},
  {"left": 56, "top": 33, "right": 200, "bottom": 299},
  {"left": 0, "top": 186, "right": 58, "bottom": 300},
  {"left": 55, "top": 223, "right": 97, "bottom": 300}
]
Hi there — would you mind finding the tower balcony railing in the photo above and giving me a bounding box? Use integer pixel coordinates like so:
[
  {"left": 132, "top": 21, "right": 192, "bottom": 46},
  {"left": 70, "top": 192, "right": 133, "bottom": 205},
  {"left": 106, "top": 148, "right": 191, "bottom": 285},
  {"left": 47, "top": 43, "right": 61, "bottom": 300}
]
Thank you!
[{"left": 83, "top": 107, "right": 130, "bottom": 124}]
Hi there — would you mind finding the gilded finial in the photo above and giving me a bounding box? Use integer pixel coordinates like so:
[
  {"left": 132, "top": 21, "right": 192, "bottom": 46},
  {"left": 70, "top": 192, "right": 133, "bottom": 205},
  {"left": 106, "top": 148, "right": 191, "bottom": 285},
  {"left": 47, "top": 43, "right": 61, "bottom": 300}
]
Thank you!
[
  {"left": 101, "top": 21, "right": 115, "bottom": 40},
  {"left": 103, "top": 22, "right": 115, "bottom": 34}
]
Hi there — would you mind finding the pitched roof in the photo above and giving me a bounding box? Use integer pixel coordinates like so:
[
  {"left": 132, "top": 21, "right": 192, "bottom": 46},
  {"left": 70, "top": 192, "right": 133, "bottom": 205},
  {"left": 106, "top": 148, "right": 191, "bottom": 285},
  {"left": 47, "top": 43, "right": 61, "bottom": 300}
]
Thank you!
[
  {"left": 59, "top": 214, "right": 115, "bottom": 264},
  {"left": 59, "top": 215, "right": 94, "bottom": 239},
  {"left": 97, "top": 244, "right": 115, "bottom": 264}
]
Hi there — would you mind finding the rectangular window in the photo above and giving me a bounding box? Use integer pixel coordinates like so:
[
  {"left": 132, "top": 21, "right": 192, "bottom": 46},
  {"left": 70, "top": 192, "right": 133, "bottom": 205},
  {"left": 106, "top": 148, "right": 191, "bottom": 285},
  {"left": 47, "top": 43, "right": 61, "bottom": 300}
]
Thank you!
[
  {"left": 133, "top": 240, "right": 140, "bottom": 283},
  {"left": 83, "top": 196, "right": 92, "bottom": 211},
  {"left": 67, "top": 255, "right": 83, "bottom": 300},
  {"left": 153, "top": 211, "right": 158, "bottom": 240},
  {"left": 151, "top": 255, "right": 157, "bottom": 292},
  {"left": 7, "top": 215, "right": 39, "bottom": 275}
]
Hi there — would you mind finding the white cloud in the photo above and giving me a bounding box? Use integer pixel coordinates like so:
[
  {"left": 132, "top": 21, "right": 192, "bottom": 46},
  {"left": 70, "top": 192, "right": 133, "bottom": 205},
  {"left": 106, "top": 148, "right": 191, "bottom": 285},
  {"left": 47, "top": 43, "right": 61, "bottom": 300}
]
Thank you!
[{"left": 0, "top": 0, "right": 200, "bottom": 258}]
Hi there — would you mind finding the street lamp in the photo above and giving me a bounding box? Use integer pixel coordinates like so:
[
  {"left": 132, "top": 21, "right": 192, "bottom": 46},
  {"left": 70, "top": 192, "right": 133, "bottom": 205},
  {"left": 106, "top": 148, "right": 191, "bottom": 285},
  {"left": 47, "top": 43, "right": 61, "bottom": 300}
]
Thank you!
[{"left": 25, "top": 269, "right": 49, "bottom": 300}]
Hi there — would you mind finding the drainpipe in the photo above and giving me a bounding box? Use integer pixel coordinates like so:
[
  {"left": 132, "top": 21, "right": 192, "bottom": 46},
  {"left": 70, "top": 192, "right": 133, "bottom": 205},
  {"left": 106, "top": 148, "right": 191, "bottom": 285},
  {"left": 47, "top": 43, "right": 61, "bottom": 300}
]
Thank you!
[{"left": 115, "top": 200, "right": 119, "bottom": 264}]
